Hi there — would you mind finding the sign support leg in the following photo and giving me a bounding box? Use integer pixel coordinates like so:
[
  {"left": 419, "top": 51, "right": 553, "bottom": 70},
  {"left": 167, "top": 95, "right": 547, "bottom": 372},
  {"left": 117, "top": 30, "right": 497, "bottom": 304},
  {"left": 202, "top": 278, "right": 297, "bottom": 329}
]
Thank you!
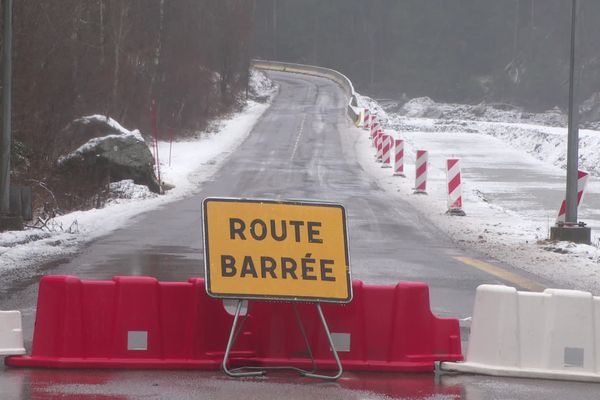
[
  {"left": 300, "top": 303, "right": 343, "bottom": 380},
  {"left": 222, "top": 300, "right": 264, "bottom": 377},
  {"left": 221, "top": 301, "right": 342, "bottom": 380}
]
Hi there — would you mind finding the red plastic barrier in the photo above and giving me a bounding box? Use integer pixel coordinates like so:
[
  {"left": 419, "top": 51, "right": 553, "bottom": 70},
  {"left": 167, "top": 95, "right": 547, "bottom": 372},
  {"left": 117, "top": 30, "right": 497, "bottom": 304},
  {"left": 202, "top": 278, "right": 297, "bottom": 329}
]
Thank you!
[
  {"left": 234, "top": 280, "right": 462, "bottom": 372},
  {"left": 6, "top": 276, "right": 254, "bottom": 369},
  {"left": 6, "top": 276, "right": 461, "bottom": 371}
]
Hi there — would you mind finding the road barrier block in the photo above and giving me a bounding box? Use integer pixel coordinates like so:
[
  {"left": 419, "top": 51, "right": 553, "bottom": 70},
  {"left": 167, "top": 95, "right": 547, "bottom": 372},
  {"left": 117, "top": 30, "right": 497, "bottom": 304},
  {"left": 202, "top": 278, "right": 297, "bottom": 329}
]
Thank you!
[
  {"left": 442, "top": 284, "right": 600, "bottom": 382},
  {"left": 6, "top": 276, "right": 462, "bottom": 372},
  {"left": 0, "top": 311, "right": 25, "bottom": 356},
  {"left": 5, "top": 276, "right": 252, "bottom": 369},
  {"left": 239, "top": 280, "right": 462, "bottom": 372}
]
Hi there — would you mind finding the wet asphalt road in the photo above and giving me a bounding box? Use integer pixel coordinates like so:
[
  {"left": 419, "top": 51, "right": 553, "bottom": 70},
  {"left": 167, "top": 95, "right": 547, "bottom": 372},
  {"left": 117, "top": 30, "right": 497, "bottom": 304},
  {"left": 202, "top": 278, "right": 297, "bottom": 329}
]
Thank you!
[{"left": 1, "top": 71, "right": 598, "bottom": 399}]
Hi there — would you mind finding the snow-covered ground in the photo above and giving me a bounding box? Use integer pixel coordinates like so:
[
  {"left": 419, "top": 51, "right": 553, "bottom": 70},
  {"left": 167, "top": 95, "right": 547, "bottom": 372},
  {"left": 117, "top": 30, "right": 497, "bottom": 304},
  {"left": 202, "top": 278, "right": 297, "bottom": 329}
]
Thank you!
[
  {"left": 357, "top": 95, "right": 600, "bottom": 293},
  {"left": 0, "top": 70, "right": 277, "bottom": 274}
]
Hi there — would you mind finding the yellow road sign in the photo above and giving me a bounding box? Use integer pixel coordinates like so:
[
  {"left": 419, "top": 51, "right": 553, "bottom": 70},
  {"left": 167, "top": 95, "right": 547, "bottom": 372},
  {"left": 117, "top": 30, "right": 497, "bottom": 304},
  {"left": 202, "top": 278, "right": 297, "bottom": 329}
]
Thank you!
[{"left": 203, "top": 198, "right": 352, "bottom": 303}]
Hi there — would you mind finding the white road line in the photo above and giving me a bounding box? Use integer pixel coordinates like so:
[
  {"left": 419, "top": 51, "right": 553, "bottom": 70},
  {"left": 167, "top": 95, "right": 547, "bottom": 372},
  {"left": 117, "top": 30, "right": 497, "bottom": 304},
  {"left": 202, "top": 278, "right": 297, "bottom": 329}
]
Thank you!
[{"left": 290, "top": 114, "right": 307, "bottom": 161}]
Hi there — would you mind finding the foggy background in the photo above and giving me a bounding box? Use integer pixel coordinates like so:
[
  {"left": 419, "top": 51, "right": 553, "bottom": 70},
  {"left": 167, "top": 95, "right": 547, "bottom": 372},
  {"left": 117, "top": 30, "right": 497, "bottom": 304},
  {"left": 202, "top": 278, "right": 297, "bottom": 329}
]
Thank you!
[{"left": 253, "top": 0, "right": 600, "bottom": 112}]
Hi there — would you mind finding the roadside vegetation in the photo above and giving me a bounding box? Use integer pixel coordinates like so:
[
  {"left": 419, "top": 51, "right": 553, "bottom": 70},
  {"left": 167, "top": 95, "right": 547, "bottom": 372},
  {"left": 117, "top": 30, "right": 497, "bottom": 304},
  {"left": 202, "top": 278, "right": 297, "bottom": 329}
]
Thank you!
[{"left": 3, "top": 0, "right": 253, "bottom": 214}]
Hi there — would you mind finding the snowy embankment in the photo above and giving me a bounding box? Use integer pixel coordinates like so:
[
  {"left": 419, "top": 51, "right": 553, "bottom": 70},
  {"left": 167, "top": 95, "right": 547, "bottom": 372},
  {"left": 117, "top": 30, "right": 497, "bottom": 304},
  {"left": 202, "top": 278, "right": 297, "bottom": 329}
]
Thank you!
[
  {"left": 0, "top": 70, "right": 277, "bottom": 274},
  {"left": 357, "top": 95, "right": 600, "bottom": 292}
]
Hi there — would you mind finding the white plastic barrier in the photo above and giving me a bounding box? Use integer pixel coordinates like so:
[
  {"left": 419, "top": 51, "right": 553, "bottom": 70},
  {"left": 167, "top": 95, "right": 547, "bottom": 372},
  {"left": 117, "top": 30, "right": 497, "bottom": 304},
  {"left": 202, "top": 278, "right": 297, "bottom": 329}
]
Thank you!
[
  {"left": 442, "top": 284, "right": 600, "bottom": 382},
  {"left": 0, "top": 310, "right": 25, "bottom": 355}
]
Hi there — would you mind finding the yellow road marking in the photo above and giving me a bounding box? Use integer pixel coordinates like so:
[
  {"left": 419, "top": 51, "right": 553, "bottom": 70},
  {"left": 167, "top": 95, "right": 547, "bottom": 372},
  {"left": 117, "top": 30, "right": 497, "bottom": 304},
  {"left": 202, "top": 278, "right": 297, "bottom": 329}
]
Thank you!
[{"left": 454, "top": 256, "right": 545, "bottom": 292}]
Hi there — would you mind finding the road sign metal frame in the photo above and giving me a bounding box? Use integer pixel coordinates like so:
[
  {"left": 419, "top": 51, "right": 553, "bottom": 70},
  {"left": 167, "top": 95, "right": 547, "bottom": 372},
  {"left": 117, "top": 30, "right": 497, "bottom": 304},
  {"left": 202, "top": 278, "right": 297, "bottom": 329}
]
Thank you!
[
  {"left": 222, "top": 300, "right": 343, "bottom": 380},
  {"left": 204, "top": 197, "right": 348, "bottom": 380},
  {"left": 202, "top": 197, "right": 352, "bottom": 304}
]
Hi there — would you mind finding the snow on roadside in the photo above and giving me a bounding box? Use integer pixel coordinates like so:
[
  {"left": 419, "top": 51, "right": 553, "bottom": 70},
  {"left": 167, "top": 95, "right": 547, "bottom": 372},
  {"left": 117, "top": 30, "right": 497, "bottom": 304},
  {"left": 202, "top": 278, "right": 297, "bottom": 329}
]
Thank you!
[
  {"left": 389, "top": 116, "right": 600, "bottom": 178},
  {"left": 355, "top": 97, "right": 600, "bottom": 293},
  {"left": 0, "top": 70, "right": 277, "bottom": 274},
  {"left": 394, "top": 96, "right": 569, "bottom": 127},
  {"left": 356, "top": 94, "right": 389, "bottom": 124}
]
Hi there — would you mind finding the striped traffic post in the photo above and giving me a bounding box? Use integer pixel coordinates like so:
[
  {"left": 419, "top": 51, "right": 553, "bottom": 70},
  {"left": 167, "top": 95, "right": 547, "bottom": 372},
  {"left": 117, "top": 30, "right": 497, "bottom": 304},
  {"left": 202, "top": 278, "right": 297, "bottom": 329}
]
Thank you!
[
  {"left": 394, "top": 139, "right": 405, "bottom": 177},
  {"left": 370, "top": 118, "right": 379, "bottom": 147},
  {"left": 371, "top": 118, "right": 379, "bottom": 139},
  {"left": 414, "top": 150, "right": 428, "bottom": 194},
  {"left": 376, "top": 130, "right": 384, "bottom": 162},
  {"left": 382, "top": 133, "right": 392, "bottom": 168},
  {"left": 363, "top": 108, "right": 370, "bottom": 130},
  {"left": 446, "top": 159, "right": 466, "bottom": 216},
  {"left": 556, "top": 170, "right": 588, "bottom": 224}
]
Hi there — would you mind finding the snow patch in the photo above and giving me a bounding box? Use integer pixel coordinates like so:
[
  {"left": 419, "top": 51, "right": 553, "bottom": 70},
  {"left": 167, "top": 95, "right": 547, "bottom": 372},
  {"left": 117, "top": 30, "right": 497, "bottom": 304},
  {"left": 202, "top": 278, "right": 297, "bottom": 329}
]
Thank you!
[
  {"left": 357, "top": 94, "right": 389, "bottom": 123},
  {"left": 76, "top": 115, "right": 144, "bottom": 141},
  {"left": 249, "top": 68, "right": 277, "bottom": 100},
  {"left": 385, "top": 102, "right": 600, "bottom": 178},
  {"left": 108, "top": 180, "right": 157, "bottom": 201}
]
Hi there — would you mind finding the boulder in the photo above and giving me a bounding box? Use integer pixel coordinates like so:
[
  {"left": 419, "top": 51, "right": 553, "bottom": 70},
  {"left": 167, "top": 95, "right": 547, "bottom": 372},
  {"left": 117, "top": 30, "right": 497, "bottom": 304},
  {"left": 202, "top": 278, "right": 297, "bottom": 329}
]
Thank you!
[{"left": 57, "top": 116, "right": 161, "bottom": 194}]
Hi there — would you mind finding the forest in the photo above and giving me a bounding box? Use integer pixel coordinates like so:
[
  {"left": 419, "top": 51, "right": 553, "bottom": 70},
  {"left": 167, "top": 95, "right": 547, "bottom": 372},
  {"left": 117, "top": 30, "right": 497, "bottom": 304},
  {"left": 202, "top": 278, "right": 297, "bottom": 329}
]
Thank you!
[
  {"left": 5, "top": 0, "right": 252, "bottom": 209},
  {"left": 253, "top": 0, "right": 600, "bottom": 112}
]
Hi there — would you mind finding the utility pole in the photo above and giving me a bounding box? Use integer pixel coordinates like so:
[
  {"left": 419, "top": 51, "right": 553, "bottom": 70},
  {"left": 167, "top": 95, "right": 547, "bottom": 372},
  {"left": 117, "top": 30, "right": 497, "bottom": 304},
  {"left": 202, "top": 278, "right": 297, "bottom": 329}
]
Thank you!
[
  {"left": 0, "top": 0, "right": 22, "bottom": 231},
  {"left": 550, "top": 0, "right": 590, "bottom": 243},
  {"left": 565, "top": 0, "right": 579, "bottom": 225},
  {"left": 1, "top": 0, "right": 12, "bottom": 214}
]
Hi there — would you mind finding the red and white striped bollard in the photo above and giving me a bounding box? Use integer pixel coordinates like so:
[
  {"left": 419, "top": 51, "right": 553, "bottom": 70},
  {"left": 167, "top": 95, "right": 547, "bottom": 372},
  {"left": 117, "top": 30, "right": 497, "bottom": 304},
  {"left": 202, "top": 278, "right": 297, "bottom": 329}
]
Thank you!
[
  {"left": 394, "top": 139, "right": 405, "bottom": 177},
  {"left": 446, "top": 159, "right": 466, "bottom": 216},
  {"left": 556, "top": 170, "right": 589, "bottom": 224},
  {"left": 414, "top": 150, "right": 428, "bottom": 194},
  {"left": 363, "top": 108, "right": 370, "bottom": 130},
  {"left": 381, "top": 133, "right": 392, "bottom": 168},
  {"left": 370, "top": 119, "right": 379, "bottom": 147},
  {"left": 376, "top": 130, "right": 384, "bottom": 162},
  {"left": 371, "top": 118, "right": 379, "bottom": 138}
]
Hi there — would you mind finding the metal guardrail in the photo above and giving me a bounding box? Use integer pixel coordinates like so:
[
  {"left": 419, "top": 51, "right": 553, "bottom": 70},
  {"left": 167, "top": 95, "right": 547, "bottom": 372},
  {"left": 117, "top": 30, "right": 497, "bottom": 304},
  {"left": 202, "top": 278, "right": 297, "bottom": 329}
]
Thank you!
[{"left": 251, "top": 60, "right": 362, "bottom": 125}]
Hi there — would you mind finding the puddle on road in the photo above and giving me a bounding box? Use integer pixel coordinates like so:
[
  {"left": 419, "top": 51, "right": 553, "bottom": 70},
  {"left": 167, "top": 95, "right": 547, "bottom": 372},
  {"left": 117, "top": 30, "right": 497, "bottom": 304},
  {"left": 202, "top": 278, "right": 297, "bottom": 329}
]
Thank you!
[
  {"left": 0, "top": 368, "right": 464, "bottom": 400},
  {"left": 0, "top": 245, "right": 205, "bottom": 304},
  {"left": 83, "top": 245, "right": 205, "bottom": 282},
  {"left": 4, "top": 360, "right": 600, "bottom": 399}
]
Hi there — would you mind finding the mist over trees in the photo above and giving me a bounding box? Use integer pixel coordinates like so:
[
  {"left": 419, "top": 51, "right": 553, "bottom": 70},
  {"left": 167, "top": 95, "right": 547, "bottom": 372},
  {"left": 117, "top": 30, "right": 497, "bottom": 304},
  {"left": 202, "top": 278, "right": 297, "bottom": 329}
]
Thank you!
[
  {"left": 6, "top": 0, "right": 252, "bottom": 188},
  {"left": 253, "top": 0, "right": 600, "bottom": 111}
]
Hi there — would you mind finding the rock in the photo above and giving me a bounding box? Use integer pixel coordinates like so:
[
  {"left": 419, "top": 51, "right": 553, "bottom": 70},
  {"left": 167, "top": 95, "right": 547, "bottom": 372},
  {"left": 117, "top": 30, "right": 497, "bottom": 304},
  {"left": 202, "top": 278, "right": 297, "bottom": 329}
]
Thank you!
[{"left": 56, "top": 116, "right": 161, "bottom": 194}]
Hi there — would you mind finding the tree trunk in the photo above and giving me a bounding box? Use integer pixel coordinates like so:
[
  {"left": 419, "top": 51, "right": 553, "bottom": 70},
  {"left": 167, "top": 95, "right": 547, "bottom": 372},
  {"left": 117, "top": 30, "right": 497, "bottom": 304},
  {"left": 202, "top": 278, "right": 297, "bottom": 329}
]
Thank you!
[
  {"left": 99, "top": 0, "right": 105, "bottom": 66},
  {"left": 111, "top": 3, "right": 129, "bottom": 118},
  {"left": 151, "top": 0, "right": 165, "bottom": 97}
]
